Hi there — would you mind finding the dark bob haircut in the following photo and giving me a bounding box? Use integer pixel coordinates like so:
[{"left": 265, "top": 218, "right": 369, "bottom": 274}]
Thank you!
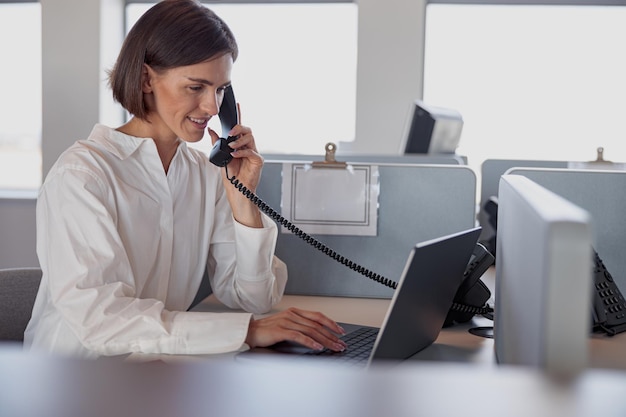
[{"left": 108, "top": 0, "right": 238, "bottom": 120}]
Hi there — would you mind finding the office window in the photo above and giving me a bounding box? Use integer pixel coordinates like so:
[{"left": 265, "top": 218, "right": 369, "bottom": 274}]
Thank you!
[
  {"left": 126, "top": 2, "right": 358, "bottom": 155},
  {"left": 0, "top": 2, "right": 41, "bottom": 191},
  {"left": 424, "top": 4, "right": 626, "bottom": 176}
]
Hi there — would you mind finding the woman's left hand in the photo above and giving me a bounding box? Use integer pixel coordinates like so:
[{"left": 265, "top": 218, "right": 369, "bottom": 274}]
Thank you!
[
  {"left": 216, "top": 124, "right": 264, "bottom": 191},
  {"left": 209, "top": 110, "right": 265, "bottom": 227}
]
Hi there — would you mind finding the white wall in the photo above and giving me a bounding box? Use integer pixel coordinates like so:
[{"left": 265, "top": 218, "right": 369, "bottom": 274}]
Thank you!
[{"left": 0, "top": 0, "right": 427, "bottom": 268}]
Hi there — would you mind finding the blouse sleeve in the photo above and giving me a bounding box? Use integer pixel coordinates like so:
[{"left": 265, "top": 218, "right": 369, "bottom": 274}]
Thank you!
[
  {"left": 205, "top": 183, "right": 288, "bottom": 315},
  {"left": 36, "top": 167, "right": 252, "bottom": 356}
]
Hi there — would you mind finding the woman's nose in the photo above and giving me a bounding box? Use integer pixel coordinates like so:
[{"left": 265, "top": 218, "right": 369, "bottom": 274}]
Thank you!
[{"left": 200, "top": 92, "right": 219, "bottom": 116}]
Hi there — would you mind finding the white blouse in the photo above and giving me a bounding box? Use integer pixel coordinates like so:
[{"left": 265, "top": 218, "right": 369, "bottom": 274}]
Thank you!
[{"left": 24, "top": 124, "right": 287, "bottom": 358}]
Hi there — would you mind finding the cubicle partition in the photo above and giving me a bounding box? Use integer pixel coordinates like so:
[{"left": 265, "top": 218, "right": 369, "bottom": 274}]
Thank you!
[
  {"left": 505, "top": 168, "right": 626, "bottom": 292},
  {"left": 495, "top": 175, "right": 592, "bottom": 375},
  {"left": 262, "top": 153, "right": 467, "bottom": 166},
  {"left": 257, "top": 158, "right": 477, "bottom": 298},
  {"left": 478, "top": 159, "right": 569, "bottom": 249}
]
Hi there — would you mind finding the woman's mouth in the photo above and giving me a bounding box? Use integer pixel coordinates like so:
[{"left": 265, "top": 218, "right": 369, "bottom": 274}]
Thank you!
[{"left": 188, "top": 116, "right": 208, "bottom": 129}]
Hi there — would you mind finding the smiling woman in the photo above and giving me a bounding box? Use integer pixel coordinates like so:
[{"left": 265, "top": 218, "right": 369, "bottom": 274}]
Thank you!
[{"left": 23, "top": 0, "right": 347, "bottom": 359}]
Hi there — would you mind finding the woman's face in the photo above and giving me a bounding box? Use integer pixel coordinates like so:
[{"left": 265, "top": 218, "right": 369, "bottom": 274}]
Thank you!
[{"left": 142, "top": 53, "right": 233, "bottom": 143}]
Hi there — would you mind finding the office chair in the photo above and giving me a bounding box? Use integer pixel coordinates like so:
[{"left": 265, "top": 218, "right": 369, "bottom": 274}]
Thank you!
[{"left": 0, "top": 267, "right": 42, "bottom": 342}]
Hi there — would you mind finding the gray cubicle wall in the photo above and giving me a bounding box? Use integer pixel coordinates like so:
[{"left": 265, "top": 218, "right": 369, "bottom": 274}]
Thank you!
[
  {"left": 257, "top": 160, "right": 477, "bottom": 298},
  {"left": 0, "top": 196, "right": 38, "bottom": 268},
  {"left": 347, "top": 153, "right": 467, "bottom": 164},
  {"left": 506, "top": 168, "right": 626, "bottom": 292},
  {"left": 262, "top": 153, "right": 466, "bottom": 166},
  {"left": 478, "top": 159, "right": 568, "bottom": 246}
]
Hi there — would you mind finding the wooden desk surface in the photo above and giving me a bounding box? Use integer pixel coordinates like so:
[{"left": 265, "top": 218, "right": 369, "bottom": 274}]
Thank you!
[{"left": 191, "top": 266, "right": 626, "bottom": 370}]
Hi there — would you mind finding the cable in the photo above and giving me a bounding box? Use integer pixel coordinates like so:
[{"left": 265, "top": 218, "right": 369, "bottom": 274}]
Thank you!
[
  {"left": 450, "top": 301, "right": 494, "bottom": 317},
  {"left": 224, "top": 166, "right": 398, "bottom": 289},
  {"left": 223, "top": 165, "right": 492, "bottom": 317}
]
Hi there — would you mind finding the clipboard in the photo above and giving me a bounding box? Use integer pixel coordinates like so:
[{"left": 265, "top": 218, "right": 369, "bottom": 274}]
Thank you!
[
  {"left": 280, "top": 143, "right": 379, "bottom": 237},
  {"left": 568, "top": 147, "right": 626, "bottom": 171},
  {"left": 258, "top": 146, "right": 477, "bottom": 298}
]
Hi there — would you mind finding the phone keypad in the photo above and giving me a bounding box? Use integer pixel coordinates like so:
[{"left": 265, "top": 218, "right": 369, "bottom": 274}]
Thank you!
[{"left": 594, "top": 262, "right": 626, "bottom": 324}]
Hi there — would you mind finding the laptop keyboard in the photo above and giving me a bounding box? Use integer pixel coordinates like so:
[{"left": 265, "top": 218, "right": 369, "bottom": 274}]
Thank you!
[{"left": 305, "top": 327, "right": 379, "bottom": 367}]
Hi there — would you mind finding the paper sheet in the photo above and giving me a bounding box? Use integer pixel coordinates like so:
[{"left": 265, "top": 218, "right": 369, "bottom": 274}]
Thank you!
[{"left": 280, "top": 163, "right": 379, "bottom": 236}]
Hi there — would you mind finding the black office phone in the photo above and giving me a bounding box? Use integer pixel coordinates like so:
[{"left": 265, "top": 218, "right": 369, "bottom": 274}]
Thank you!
[
  {"left": 444, "top": 243, "right": 494, "bottom": 327},
  {"left": 592, "top": 249, "right": 626, "bottom": 336}
]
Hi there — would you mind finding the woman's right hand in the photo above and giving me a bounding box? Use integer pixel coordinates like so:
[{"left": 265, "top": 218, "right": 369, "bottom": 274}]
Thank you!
[{"left": 245, "top": 307, "right": 347, "bottom": 352}]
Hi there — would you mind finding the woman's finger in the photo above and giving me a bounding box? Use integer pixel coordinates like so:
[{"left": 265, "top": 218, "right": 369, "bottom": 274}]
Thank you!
[
  {"left": 246, "top": 308, "right": 347, "bottom": 351},
  {"left": 271, "top": 308, "right": 347, "bottom": 350},
  {"left": 207, "top": 127, "right": 220, "bottom": 145},
  {"left": 287, "top": 307, "right": 346, "bottom": 335}
]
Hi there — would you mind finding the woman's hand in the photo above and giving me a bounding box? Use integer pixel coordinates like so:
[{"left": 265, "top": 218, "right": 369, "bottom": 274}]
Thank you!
[
  {"left": 219, "top": 127, "right": 263, "bottom": 187},
  {"left": 245, "top": 307, "right": 348, "bottom": 352},
  {"left": 209, "top": 113, "right": 265, "bottom": 228}
]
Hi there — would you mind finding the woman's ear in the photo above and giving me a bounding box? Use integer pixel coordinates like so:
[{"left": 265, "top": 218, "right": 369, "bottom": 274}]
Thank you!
[{"left": 141, "top": 64, "right": 154, "bottom": 94}]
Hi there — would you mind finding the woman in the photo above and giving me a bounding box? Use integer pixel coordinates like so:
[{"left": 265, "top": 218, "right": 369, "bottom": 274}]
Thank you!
[{"left": 24, "top": 0, "right": 346, "bottom": 358}]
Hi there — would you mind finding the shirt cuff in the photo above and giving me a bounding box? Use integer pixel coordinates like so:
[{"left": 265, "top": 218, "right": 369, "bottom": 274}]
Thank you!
[
  {"left": 167, "top": 311, "right": 252, "bottom": 355},
  {"left": 232, "top": 213, "right": 278, "bottom": 280}
]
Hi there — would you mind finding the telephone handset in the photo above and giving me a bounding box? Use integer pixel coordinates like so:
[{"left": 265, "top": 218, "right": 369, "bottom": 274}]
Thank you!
[
  {"left": 592, "top": 249, "right": 626, "bottom": 336},
  {"left": 209, "top": 85, "right": 240, "bottom": 167},
  {"left": 209, "top": 87, "right": 494, "bottom": 318},
  {"left": 444, "top": 243, "right": 495, "bottom": 327}
]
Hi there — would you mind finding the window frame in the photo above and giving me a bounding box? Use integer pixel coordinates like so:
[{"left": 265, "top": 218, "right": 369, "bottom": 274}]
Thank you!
[
  {"left": 428, "top": 0, "right": 626, "bottom": 4},
  {"left": 125, "top": 0, "right": 352, "bottom": 3}
]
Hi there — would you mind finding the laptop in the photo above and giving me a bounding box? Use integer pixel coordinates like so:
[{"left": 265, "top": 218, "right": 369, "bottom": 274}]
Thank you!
[{"left": 237, "top": 226, "right": 482, "bottom": 368}]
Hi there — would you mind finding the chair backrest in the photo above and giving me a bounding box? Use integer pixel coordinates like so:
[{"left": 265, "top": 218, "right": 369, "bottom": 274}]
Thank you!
[{"left": 0, "top": 267, "right": 42, "bottom": 342}]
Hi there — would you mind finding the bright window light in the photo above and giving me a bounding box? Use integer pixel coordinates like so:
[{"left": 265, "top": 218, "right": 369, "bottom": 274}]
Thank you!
[
  {"left": 0, "top": 3, "right": 42, "bottom": 190},
  {"left": 126, "top": 3, "right": 358, "bottom": 156},
  {"left": 424, "top": 4, "right": 626, "bottom": 177}
]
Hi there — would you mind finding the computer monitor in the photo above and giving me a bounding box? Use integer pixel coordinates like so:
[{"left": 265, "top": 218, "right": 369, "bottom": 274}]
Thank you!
[
  {"left": 399, "top": 99, "right": 463, "bottom": 155},
  {"left": 495, "top": 174, "right": 592, "bottom": 376}
]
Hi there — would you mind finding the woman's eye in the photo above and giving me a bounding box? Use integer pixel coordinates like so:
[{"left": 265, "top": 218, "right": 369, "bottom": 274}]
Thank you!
[{"left": 189, "top": 85, "right": 203, "bottom": 92}]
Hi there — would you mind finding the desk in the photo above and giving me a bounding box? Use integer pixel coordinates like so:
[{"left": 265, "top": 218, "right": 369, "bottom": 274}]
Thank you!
[
  {"left": 4, "top": 271, "right": 626, "bottom": 417},
  {"left": 193, "top": 292, "right": 497, "bottom": 365},
  {"left": 189, "top": 267, "right": 626, "bottom": 370},
  {"left": 2, "top": 346, "right": 626, "bottom": 417}
]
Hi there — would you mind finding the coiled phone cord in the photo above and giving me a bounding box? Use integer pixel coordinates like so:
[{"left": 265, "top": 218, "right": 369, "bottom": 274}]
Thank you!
[
  {"left": 224, "top": 166, "right": 398, "bottom": 290},
  {"left": 224, "top": 167, "right": 495, "bottom": 319},
  {"left": 450, "top": 301, "right": 494, "bottom": 317}
]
